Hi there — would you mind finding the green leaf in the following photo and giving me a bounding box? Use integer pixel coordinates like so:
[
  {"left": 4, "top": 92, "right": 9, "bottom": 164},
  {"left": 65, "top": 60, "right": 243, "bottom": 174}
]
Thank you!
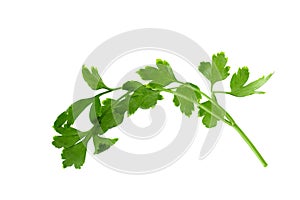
[
  {"left": 53, "top": 98, "right": 94, "bottom": 128},
  {"left": 114, "top": 97, "right": 130, "bottom": 114},
  {"left": 52, "top": 126, "right": 88, "bottom": 147},
  {"left": 53, "top": 54, "right": 273, "bottom": 169},
  {"left": 173, "top": 95, "right": 180, "bottom": 107},
  {"left": 89, "top": 97, "right": 101, "bottom": 124},
  {"left": 98, "top": 98, "right": 128, "bottom": 132},
  {"left": 92, "top": 135, "right": 118, "bottom": 154},
  {"left": 146, "top": 82, "right": 165, "bottom": 90},
  {"left": 82, "top": 65, "right": 109, "bottom": 90},
  {"left": 198, "top": 52, "right": 230, "bottom": 85},
  {"left": 53, "top": 111, "right": 68, "bottom": 128},
  {"left": 53, "top": 126, "right": 96, "bottom": 169},
  {"left": 198, "top": 101, "right": 225, "bottom": 128},
  {"left": 122, "top": 81, "right": 143, "bottom": 91},
  {"left": 128, "top": 85, "right": 163, "bottom": 115},
  {"left": 186, "top": 83, "right": 202, "bottom": 102},
  {"left": 61, "top": 142, "right": 87, "bottom": 169},
  {"left": 229, "top": 67, "right": 273, "bottom": 97},
  {"left": 136, "top": 59, "right": 178, "bottom": 86},
  {"left": 230, "top": 67, "right": 249, "bottom": 90},
  {"left": 53, "top": 127, "right": 79, "bottom": 136},
  {"left": 67, "top": 97, "right": 94, "bottom": 126},
  {"left": 173, "top": 84, "right": 198, "bottom": 117},
  {"left": 52, "top": 135, "right": 81, "bottom": 149}
]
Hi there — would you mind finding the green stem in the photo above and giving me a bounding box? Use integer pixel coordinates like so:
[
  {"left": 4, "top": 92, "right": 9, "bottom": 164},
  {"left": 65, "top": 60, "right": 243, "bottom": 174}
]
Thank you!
[
  {"left": 210, "top": 83, "right": 214, "bottom": 94},
  {"left": 197, "top": 103, "right": 232, "bottom": 126},
  {"left": 110, "top": 82, "right": 268, "bottom": 167},
  {"left": 165, "top": 82, "right": 268, "bottom": 167},
  {"left": 110, "top": 87, "right": 122, "bottom": 91},
  {"left": 106, "top": 86, "right": 122, "bottom": 91},
  {"left": 213, "top": 91, "right": 231, "bottom": 94},
  {"left": 95, "top": 87, "right": 122, "bottom": 98},
  {"left": 81, "top": 130, "right": 93, "bottom": 146},
  {"left": 161, "top": 88, "right": 232, "bottom": 126},
  {"left": 232, "top": 124, "right": 268, "bottom": 167},
  {"left": 95, "top": 90, "right": 113, "bottom": 98},
  {"left": 203, "top": 90, "right": 268, "bottom": 167},
  {"left": 192, "top": 87, "right": 232, "bottom": 122},
  {"left": 224, "top": 112, "right": 235, "bottom": 125}
]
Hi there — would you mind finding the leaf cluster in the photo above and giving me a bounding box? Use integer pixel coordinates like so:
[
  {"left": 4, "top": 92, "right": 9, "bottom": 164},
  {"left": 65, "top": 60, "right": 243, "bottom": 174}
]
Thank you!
[{"left": 53, "top": 53, "right": 272, "bottom": 168}]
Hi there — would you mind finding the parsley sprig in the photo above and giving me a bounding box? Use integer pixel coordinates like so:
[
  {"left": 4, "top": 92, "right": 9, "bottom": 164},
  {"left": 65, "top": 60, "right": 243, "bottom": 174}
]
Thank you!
[{"left": 53, "top": 53, "right": 272, "bottom": 169}]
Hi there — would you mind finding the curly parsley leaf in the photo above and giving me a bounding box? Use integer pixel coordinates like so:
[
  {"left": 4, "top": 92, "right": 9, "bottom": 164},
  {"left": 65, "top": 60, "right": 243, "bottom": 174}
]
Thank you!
[
  {"left": 82, "top": 65, "right": 109, "bottom": 90},
  {"left": 229, "top": 67, "right": 273, "bottom": 97},
  {"left": 136, "top": 59, "right": 178, "bottom": 86},
  {"left": 198, "top": 52, "right": 230, "bottom": 85}
]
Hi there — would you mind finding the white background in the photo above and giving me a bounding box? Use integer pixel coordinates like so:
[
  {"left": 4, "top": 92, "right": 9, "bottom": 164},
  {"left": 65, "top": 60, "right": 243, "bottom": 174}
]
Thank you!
[{"left": 1, "top": 0, "right": 299, "bottom": 199}]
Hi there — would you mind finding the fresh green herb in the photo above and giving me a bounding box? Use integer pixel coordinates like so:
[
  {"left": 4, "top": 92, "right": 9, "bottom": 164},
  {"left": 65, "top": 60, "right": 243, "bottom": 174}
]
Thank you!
[
  {"left": 82, "top": 65, "right": 110, "bottom": 90},
  {"left": 137, "top": 59, "right": 178, "bottom": 86},
  {"left": 172, "top": 84, "right": 198, "bottom": 117},
  {"left": 228, "top": 67, "right": 273, "bottom": 97},
  {"left": 53, "top": 53, "right": 272, "bottom": 169},
  {"left": 198, "top": 52, "right": 230, "bottom": 86}
]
